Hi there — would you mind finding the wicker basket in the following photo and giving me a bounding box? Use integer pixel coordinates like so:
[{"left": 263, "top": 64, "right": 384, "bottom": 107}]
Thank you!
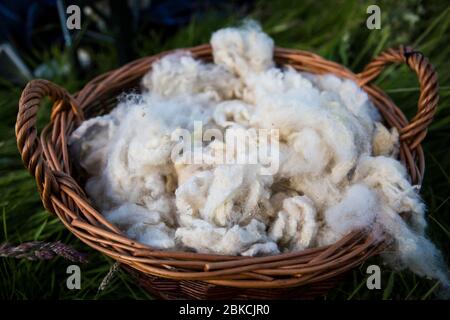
[{"left": 15, "top": 45, "right": 438, "bottom": 299}]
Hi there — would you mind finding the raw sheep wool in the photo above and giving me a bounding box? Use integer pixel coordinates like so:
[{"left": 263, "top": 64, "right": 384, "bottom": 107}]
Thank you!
[{"left": 69, "top": 23, "right": 448, "bottom": 288}]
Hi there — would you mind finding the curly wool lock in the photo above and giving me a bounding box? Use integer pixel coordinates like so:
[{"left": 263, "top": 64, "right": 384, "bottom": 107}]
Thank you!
[{"left": 69, "top": 23, "right": 448, "bottom": 287}]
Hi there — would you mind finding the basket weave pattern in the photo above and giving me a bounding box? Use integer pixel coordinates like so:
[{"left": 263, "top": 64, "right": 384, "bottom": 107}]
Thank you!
[{"left": 15, "top": 45, "right": 438, "bottom": 299}]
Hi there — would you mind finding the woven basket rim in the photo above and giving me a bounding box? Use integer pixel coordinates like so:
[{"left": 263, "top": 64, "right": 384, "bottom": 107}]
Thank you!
[{"left": 15, "top": 44, "right": 438, "bottom": 289}]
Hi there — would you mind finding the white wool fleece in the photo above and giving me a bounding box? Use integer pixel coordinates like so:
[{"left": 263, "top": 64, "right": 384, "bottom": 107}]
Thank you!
[
  {"left": 142, "top": 52, "right": 242, "bottom": 100},
  {"left": 175, "top": 217, "right": 278, "bottom": 256},
  {"left": 318, "top": 184, "right": 379, "bottom": 246},
  {"left": 245, "top": 67, "right": 373, "bottom": 184},
  {"left": 211, "top": 21, "right": 274, "bottom": 76},
  {"left": 69, "top": 23, "right": 448, "bottom": 289},
  {"left": 372, "top": 122, "right": 400, "bottom": 157},
  {"left": 269, "top": 196, "right": 318, "bottom": 251}
]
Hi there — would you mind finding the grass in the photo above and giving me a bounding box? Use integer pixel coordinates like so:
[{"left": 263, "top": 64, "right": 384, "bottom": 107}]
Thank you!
[{"left": 0, "top": 0, "right": 449, "bottom": 299}]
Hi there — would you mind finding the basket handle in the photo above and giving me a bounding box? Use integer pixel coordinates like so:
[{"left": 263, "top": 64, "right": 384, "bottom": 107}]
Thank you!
[
  {"left": 15, "top": 79, "right": 83, "bottom": 210},
  {"left": 357, "top": 46, "right": 438, "bottom": 149}
]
